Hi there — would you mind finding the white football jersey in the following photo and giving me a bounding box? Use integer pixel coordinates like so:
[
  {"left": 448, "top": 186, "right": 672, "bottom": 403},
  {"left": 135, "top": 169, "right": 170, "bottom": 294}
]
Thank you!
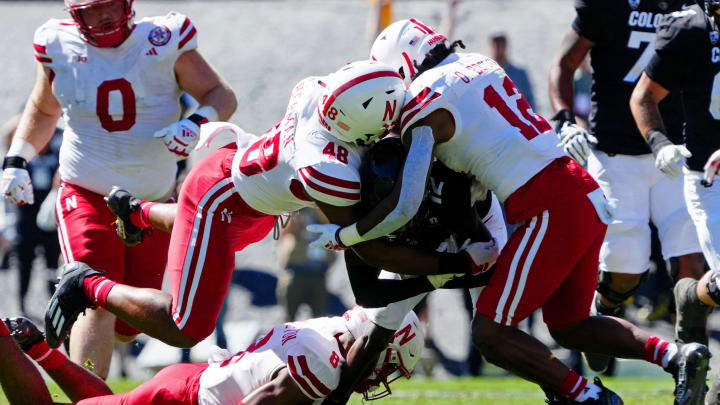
[
  {"left": 401, "top": 53, "right": 564, "bottom": 202},
  {"left": 197, "top": 316, "right": 353, "bottom": 405},
  {"left": 33, "top": 12, "right": 199, "bottom": 201},
  {"left": 231, "top": 77, "right": 364, "bottom": 215}
]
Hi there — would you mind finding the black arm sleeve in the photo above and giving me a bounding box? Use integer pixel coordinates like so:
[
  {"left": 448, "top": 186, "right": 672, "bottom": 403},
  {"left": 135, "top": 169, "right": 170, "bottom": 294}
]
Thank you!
[{"left": 344, "top": 249, "right": 434, "bottom": 308}]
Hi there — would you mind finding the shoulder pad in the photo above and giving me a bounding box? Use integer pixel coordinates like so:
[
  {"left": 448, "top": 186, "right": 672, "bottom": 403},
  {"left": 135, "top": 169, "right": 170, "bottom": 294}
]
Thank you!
[
  {"left": 298, "top": 160, "right": 361, "bottom": 207},
  {"left": 147, "top": 11, "right": 197, "bottom": 52},
  {"left": 400, "top": 81, "right": 447, "bottom": 134},
  {"left": 33, "top": 19, "right": 73, "bottom": 68},
  {"left": 285, "top": 328, "right": 341, "bottom": 401}
]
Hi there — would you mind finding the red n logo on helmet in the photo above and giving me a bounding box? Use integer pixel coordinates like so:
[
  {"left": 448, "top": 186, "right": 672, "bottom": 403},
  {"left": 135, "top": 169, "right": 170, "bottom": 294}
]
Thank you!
[
  {"left": 392, "top": 324, "right": 416, "bottom": 346},
  {"left": 383, "top": 100, "right": 397, "bottom": 122}
]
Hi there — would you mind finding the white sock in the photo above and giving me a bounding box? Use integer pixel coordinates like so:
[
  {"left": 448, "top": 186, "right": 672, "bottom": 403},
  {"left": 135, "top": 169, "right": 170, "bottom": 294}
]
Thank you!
[
  {"left": 662, "top": 343, "right": 678, "bottom": 368},
  {"left": 575, "top": 381, "right": 602, "bottom": 402}
]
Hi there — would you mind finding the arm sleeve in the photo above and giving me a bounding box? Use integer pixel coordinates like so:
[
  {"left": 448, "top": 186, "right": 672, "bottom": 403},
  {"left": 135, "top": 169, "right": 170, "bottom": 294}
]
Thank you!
[
  {"left": 345, "top": 250, "right": 434, "bottom": 308},
  {"left": 298, "top": 162, "right": 361, "bottom": 207},
  {"left": 357, "top": 126, "right": 434, "bottom": 240},
  {"left": 644, "top": 14, "right": 696, "bottom": 90},
  {"left": 571, "top": 0, "right": 602, "bottom": 42}
]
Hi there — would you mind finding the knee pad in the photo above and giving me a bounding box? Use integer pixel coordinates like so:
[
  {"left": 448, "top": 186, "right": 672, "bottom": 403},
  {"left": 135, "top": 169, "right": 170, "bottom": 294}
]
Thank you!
[{"left": 596, "top": 270, "right": 649, "bottom": 307}]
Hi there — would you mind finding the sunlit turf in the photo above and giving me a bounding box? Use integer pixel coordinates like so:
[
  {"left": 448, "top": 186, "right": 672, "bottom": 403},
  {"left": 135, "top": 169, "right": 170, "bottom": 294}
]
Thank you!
[{"left": 0, "top": 377, "right": 678, "bottom": 405}]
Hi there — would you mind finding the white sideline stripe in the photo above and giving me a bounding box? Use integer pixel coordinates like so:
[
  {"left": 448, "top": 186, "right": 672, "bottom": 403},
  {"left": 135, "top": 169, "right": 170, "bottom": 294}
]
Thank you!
[
  {"left": 177, "top": 187, "right": 235, "bottom": 330},
  {"left": 505, "top": 211, "right": 549, "bottom": 325},
  {"left": 55, "top": 193, "right": 74, "bottom": 262},
  {"left": 174, "top": 178, "right": 233, "bottom": 320},
  {"left": 494, "top": 216, "right": 537, "bottom": 324}
]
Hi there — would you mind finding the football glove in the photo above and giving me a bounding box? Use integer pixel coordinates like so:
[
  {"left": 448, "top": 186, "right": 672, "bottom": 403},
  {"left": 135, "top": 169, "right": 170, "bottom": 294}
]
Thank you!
[
  {"left": 655, "top": 144, "right": 691, "bottom": 179},
  {"left": 463, "top": 239, "right": 499, "bottom": 276},
  {"left": 154, "top": 106, "right": 218, "bottom": 159},
  {"left": 703, "top": 148, "right": 720, "bottom": 186},
  {"left": 307, "top": 223, "right": 347, "bottom": 251},
  {"left": 1, "top": 156, "right": 34, "bottom": 205},
  {"left": 558, "top": 122, "right": 597, "bottom": 166}
]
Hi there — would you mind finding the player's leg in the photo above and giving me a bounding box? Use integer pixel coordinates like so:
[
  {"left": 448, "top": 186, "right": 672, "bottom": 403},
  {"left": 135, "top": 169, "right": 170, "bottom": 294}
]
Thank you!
[
  {"left": 54, "top": 183, "right": 128, "bottom": 378},
  {"left": 651, "top": 171, "right": 712, "bottom": 343},
  {"left": 0, "top": 320, "right": 54, "bottom": 405}
]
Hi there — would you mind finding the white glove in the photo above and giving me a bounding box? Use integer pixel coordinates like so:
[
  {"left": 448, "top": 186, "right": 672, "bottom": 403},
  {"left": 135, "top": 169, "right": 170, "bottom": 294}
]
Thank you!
[
  {"left": 1, "top": 167, "right": 34, "bottom": 205},
  {"left": 427, "top": 273, "right": 465, "bottom": 289},
  {"left": 586, "top": 188, "right": 614, "bottom": 225},
  {"left": 463, "top": 239, "right": 499, "bottom": 276},
  {"left": 655, "top": 144, "right": 691, "bottom": 179},
  {"left": 558, "top": 122, "right": 597, "bottom": 166},
  {"left": 153, "top": 118, "right": 201, "bottom": 158},
  {"left": 306, "top": 224, "right": 347, "bottom": 251},
  {"left": 703, "top": 149, "right": 720, "bottom": 186}
]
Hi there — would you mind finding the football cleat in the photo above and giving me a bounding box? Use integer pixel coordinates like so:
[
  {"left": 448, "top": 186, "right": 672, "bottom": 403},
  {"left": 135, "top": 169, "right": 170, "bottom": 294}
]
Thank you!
[
  {"left": 105, "top": 186, "right": 145, "bottom": 246},
  {"left": 44, "top": 262, "right": 101, "bottom": 349},
  {"left": 3, "top": 317, "right": 45, "bottom": 352},
  {"left": 587, "top": 377, "right": 624, "bottom": 405},
  {"left": 542, "top": 387, "right": 571, "bottom": 404},
  {"left": 665, "top": 342, "right": 711, "bottom": 405}
]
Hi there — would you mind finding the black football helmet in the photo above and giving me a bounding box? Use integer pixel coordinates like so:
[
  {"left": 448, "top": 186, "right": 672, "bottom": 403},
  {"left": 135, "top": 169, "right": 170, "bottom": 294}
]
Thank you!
[
  {"left": 360, "top": 136, "right": 406, "bottom": 209},
  {"left": 698, "top": 0, "right": 720, "bottom": 15}
]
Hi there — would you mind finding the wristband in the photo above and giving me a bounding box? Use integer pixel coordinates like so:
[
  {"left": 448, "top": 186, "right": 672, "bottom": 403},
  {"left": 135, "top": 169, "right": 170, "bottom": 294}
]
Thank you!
[
  {"left": 188, "top": 105, "right": 220, "bottom": 126},
  {"left": 2, "top": 156, "right": 27, "bottom": 170},
  {"left": 437, "top": 252, "right": 471, "bottom": 275},
  {"left": 550, "top": 109, "right": 575, "bottom": 133},
  {"left": 6, "top": 138, "right": 37, "bottom": 163},
  {"left": 338, "top": 223, "right": 365, "bottom": 247},
  {"left": 0, "top": 320, "right": 9, "bottom": 337},
  {"left": 646, "top": 130, "right": 673, "bottom": 157}
]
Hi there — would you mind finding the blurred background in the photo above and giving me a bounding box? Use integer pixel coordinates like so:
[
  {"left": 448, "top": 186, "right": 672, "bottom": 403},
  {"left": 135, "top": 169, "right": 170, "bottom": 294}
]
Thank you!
[{"left": 0, "top": 0, "right": 703, "bottom": 387}]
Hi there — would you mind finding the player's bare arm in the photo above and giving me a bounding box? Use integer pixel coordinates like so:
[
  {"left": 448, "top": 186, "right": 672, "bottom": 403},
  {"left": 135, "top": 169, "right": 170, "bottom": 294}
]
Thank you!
[
  {"left": 548, "top": 29, "right": 593, "bottom": 114},
  {"left": 13, "top": 64, "right": 62, "bottom": 154},
  {"left": 548, "top": 29, "right": 597, "bottom": 165},
  {"left": 242, "top": 368, "right": 314, "bottom": 405},
  {"left": 174, "top": 49, "right": 237, "bottom": 121},
  {"left": 630, "top": 72, "right": 670, "bottom": 138}
]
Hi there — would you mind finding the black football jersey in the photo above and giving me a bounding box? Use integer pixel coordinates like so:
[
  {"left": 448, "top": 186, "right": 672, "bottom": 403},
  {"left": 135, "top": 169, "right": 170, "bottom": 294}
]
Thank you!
[
  {"left": 391, "top": 163, "right": 489, "bottom": 251},
  {"left": 645, "top": 5, "right": 720, "bottom": 171},
  {"left": 573, "top": 0, "right": 685, "bottom": 155}
]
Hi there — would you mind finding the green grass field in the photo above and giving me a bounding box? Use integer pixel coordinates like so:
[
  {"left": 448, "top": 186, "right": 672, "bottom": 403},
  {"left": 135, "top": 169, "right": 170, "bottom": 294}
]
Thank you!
[{"left": 0, "top": 377, "right": 679, "bottom": 405}]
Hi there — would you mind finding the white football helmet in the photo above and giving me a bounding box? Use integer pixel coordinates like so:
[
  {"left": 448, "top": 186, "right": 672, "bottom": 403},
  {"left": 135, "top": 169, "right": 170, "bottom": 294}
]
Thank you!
[
  {"left": 65, "top": 0, "right": 135, "bottom": 48},
  {"left": 354, "top": 311, "right": 424, "bottom": 400},
  {"left": 370, "top": 19, "right": 448, "bottom": 88},
  {"left": 318, "top": 60, "right": 406, "bottom": 147}
]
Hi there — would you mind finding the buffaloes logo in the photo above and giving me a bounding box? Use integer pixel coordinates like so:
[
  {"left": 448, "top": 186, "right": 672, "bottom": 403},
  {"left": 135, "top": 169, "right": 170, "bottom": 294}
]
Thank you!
[
  {"left": 148, "top": 26, "right": 171, "bottom": 46},
  {"left": 628, "top": 0, "right": 640, "bottom": 9}
]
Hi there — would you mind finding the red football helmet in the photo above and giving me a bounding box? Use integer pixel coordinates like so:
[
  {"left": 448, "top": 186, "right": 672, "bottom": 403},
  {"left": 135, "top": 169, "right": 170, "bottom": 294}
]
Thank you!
[
  {"left": 65, "top": 0, "right": 135, "bottom": 48},
  {"left": 353, "top": 311, "right": 424, "bottom": 400}
]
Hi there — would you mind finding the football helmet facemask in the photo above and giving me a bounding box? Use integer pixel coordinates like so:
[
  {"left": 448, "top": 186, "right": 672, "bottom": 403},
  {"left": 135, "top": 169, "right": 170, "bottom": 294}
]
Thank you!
[
  {"left": 318, "top": 60, "right": 406, "bottom": 147},
  {"left": 370, "top": 18, "right": 448, "bottom": 87},
  {"left": 65, "top": 0, "right": 135, "bottom": 48},
  {"left": 354, "top": 311, "right": 424, "bottom": 401}
]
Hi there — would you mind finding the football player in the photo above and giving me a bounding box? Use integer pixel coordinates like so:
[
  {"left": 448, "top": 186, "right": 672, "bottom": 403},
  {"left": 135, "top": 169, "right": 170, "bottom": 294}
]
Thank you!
[
  {"left": 548, "top": 0, "right": 707, "bottom": 372},
  {"left": 309, "top": 19, "right": 710, "bottom": 404},
  {"left": 0, "top": 308, "right": 422, "bottom": 405},
  {"left": 630, "top": 1, "right": 720, "bottom": 402},
  {"left": 44, "top": 61, "right": 498, "bottom": 352},
  {"left": 0, "top": 0, "right": 237, "bottom": 378}
]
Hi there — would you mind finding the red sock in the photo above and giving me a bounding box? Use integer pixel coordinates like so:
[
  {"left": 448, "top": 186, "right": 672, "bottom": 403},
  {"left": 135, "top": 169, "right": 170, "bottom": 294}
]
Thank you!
[
  {"left": 83, "top": 275, "right": 118, "bottom": 308},
  {"left": 644, "top": 336, "right": 671, "bottom": 367},
  {"left": 27, "top": 341, "right": 67, "bottom": 370},
  {"left": 0, "top": 320, "right": 9, "bottom": 337},
  {"left": 559, "top": 369, "right": 588, "bottom": 400},
  {"left": 129, "top": 201, "right": 156, "bottom": 228}
]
